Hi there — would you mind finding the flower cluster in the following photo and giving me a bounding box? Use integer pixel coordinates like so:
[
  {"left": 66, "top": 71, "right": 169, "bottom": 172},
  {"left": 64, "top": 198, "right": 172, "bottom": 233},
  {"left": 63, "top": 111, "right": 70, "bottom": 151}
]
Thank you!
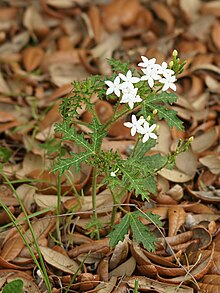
[
  {"left": 124, "top": 115, "right": 157, "bottom": 143},
  {"left": 105, "top": 56, "right": 177, "bottom": 143}
]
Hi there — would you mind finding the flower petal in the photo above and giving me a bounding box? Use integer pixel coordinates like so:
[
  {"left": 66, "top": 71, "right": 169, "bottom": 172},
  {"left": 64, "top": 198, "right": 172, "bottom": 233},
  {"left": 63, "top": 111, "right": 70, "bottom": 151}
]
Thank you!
[
  {"left": 131, "top": 127, "right": 136, "bottom": 136},
  {"left": 149, "top": 133, "right": 157, "bottom": 139},
  {"left": 124, "top": 122, "right": 133, "bottom": 128},
  {"left": 106, "top": 87, "right": 113, "bottom": 95},
  {"left": 149, "top": 124, "right": 156, "bottom": 132},
  {"left": 105, "top": 80, "right": 113, "bottom": 87},
  {"left": 119, "top": 73, "right": 126, "bottom": 81},
  {"left": 142, "top": 133, "right": 149, "bottom": 143}
]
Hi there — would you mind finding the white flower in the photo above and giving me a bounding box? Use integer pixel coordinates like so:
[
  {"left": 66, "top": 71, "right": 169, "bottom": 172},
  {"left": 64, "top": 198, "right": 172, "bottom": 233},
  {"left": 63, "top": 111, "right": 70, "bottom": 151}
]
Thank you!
[
  {"left": 138, "top": 121, "right": 157, "bottom": 143},
  {"left": 160, "top": 73, "right": 176, "bottom": 91},
  {"left": 141, "top": 67, "right": 161, "bottom": 88},
  {"left": 110, "top": 171, "right": 116, "bottom": 177},
  {"left": 159, "top": 62, "right": 175, "bottom": 76},
  {"left": 138, "top": 56, "right": 156, "bottom": 68},
  {"left": 119, "top": 70, "right": 140, "bottom": 89},
  {"left": 105, "top": 76, "right": 121, "bottom": 97},
  {"left": 120, "top": 86, "right": 142, "bottom": 109},
  {"left": 124, "top": 114, "right": 145, "bottom": 136}
]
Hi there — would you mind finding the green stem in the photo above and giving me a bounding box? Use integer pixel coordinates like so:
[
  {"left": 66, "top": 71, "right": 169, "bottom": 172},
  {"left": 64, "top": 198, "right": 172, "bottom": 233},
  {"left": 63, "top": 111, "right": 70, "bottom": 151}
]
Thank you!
[
  {"left": 91, "top": 165, "right": 100, "bottom": 239},
  {"left": 2, "top": 173, "right": 52, "bottom": 293},
  {"left": 56, "top": 172, "right": 62, "bottom": 246},
  {"left": 109, "top": 188, "right": 117, "bottom": 229}
]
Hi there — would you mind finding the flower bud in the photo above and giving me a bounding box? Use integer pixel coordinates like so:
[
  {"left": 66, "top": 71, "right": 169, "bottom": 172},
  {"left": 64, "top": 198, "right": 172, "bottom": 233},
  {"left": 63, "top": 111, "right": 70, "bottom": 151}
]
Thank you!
[
  {"left": 146, "top": 115, "right": 151, "bottom": 121},
  {"left": 172, "top": 49, "right": 178, "bottom": 57},
  {"left": 155, "top": 125, "right": 160, "bottom": 131},
  {"left": 153, "top": 109, "right": 158, "bottom": 115},
  {"left": 169, "top": 61, "right": 174, "bottom": 68},
  {"left": 188, "top": 136, "right": 194, "bottom": 142}
]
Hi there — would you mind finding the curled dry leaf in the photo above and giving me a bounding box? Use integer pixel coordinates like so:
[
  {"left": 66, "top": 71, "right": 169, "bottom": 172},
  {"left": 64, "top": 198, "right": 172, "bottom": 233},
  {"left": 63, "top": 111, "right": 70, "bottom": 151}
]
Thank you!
[
  {"left": 156, "top": 231, "right": 194, "bottom": 250},
  {"left": 185, "top": 213, "right": 220, "bottom": 228},
  {"left": 191, "top": 226, "right": 212, "bottom": 249},
  {"left": 157, "top": 247, "right": 214, "bottom": 283},
  {"left": 40, "top": 246, "right": 81, "bottom": 275},
  {"left": 186, "top": 187, "right": 220, "bottom": 203},
  {"left": 127, "top": 276, "right": 193, "bottom": 293}
]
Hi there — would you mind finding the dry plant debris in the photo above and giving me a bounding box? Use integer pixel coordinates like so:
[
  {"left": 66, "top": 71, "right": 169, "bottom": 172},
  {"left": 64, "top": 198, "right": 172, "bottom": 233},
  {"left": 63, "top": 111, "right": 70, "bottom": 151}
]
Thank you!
[{"left": 0, "top": 0, "right": 219, "bottom": 292}]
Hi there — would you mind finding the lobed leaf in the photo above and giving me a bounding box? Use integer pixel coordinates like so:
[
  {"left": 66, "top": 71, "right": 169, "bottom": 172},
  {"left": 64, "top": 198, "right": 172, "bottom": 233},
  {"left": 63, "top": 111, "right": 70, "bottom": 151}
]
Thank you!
[
  {"left": 129, "top": 212, "right": 157, "bottom": 252},
  {"left": 108, "top": 213, "right": 130, "bottom": 248}
]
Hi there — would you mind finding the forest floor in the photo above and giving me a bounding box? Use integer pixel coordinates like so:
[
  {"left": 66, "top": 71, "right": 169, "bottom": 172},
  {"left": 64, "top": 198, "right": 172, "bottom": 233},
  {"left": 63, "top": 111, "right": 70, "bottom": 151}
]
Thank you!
[{"left": 0, "top": 0, "right": 219, "bottom": 292}]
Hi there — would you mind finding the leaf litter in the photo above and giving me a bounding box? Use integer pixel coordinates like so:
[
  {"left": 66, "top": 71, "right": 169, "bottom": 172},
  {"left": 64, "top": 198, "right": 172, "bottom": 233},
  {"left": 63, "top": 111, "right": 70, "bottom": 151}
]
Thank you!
[{"left": 0, "top": 0, "right": 219, "bottom": 292}]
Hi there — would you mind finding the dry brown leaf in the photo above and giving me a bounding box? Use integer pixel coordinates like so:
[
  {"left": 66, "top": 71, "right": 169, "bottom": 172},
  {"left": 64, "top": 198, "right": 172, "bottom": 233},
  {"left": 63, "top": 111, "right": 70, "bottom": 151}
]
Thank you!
[
  {"left": 95, "top": 276, "right": 117, "bottom": 293},
  {"left": 175, "top": 146, "right": 197, "bottom": 177},
  {"left": 23, "top": 5, "right": 49, "bottom": 37},
  {"left": 109, "top": 256, "right": 136, "bottom": 278},
  {"left": 40, "top": 246, "right": 81, "bottom": 275},
  {"left": 180, "top": 0, "right": 201, "bottom": 22},
  {"left": 0, "top": 236, "right": 25, "bottom": 262},
  {"left": 22, "top": 47, "right": 44, "bottom": 72},
  {"left": 97, "top": 256, "right": 109, "bottom": 282},
  {"left": 191, "top": 126, "right": 219, "bottom": 153},
  {"left": 158, "top": 167, "right": 195, "bottom": 183},
  {"left": 200, "top": 1, "right": 220, "bottom": 17},
  {"left": 109, "top": 234, "right": 129, "bottom": 270},
  {"left": 199, "top": 155, "right": 220, "bottom": 175},
  {"left": 168, "top": 206, "right": 186, "bottom": 237},
  {"left": 68, "top": 238, "right": 110, "bottom": 258},
  {"left": 151, "top": 2, "right": 174, "bottom": 33}
]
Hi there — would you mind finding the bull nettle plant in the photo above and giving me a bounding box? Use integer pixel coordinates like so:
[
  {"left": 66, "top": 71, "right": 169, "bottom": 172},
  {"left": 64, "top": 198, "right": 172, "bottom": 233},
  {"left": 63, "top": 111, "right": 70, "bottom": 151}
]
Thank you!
[{"left": 53, "top": 50, "right": 188, "bottom": 251}]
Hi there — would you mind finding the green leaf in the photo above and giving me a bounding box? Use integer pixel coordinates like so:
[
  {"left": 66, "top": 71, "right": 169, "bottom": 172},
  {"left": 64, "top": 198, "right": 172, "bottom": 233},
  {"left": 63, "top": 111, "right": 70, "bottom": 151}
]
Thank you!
[
  {"left": 134, "top": 140, "right": 157, "bottom": 161},
  {"left": 147, "top": 92, "right": 177, "bottom": 105},
  {"left": 153, "top": 105, "right": 183, "bottom": 130},
  {"left": 53, "top": 151, "right": 93, "bottom": 173},
  {"left": 129, "top": 212, "right": 157, "bottom": 252},
  {"left": 108, "top": 213, "right": 130, "bottom": 248},
  {"left": 121, "top": 166, "right": 149, "bottom": 199},
  {"left": 55, "top": 122, "right": 93, "bottom": 153},
  {"left": 141, "top": 154, "right": 168, "bottom": 172},
  {"left": 141, "top": 175, "right": 157, "bottom": 196},
  {"left": 2, "top": 279, "right": 23, "bottom": 293},
  {"left": 89, "top": 118, "right": 107, "bottom": 152}
]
